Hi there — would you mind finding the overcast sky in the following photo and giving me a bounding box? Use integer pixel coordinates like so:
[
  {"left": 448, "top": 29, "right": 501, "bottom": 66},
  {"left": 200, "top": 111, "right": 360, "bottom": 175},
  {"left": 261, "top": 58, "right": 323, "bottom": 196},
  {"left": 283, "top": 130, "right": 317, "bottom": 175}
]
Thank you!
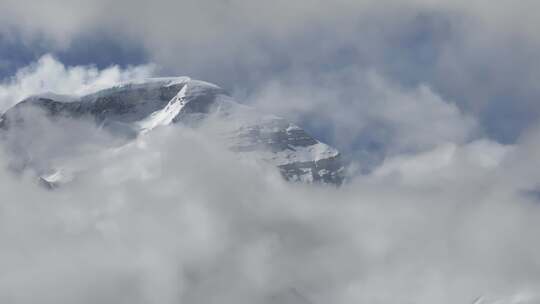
[{"left": 2, "top": 1, "right": 540, "bottom": 303}]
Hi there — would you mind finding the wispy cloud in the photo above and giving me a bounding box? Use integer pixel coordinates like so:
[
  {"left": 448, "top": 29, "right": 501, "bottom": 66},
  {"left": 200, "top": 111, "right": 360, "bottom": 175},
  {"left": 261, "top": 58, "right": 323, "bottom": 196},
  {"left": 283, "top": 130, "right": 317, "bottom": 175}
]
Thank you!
[{"left": 0, "top": 55, "right": 154, "bottom": 112}]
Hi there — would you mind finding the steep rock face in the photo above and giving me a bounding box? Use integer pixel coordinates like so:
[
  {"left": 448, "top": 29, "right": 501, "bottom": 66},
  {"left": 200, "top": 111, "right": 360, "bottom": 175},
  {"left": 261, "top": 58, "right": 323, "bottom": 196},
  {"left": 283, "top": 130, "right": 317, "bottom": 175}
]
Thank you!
[{"left": 0, "top": 77, "right": 345, "bottom": 185}]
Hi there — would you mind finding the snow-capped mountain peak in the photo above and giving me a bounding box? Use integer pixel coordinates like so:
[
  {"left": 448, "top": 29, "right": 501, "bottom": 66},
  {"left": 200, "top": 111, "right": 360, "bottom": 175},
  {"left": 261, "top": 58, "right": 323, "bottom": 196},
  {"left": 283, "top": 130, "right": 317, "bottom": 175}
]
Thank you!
[{"left": 0, "top": 77, "right": 345, "bottom": 186}]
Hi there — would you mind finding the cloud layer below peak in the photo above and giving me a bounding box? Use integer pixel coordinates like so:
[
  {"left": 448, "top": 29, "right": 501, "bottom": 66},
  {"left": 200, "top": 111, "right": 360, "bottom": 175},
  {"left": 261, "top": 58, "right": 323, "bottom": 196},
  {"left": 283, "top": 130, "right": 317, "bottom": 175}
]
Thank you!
[{"left": 0, "top": 55, "right": 540, "bottom": 304}]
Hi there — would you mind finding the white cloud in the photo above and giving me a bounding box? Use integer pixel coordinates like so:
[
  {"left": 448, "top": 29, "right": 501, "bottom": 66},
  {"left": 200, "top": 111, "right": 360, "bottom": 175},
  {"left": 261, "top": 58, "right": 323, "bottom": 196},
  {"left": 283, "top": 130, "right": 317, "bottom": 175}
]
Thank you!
[
  {"left": 373, "top": 140, "right": 512, "bottom": 186},
  {"left": 0, "top": 54, "right": 154, "bottom": 112},
  {"left": 1, "top": 118, "right": 540, "bottom": 303},
  {"left": 247, "top": 70, "right": 478, "bottom": 165}
]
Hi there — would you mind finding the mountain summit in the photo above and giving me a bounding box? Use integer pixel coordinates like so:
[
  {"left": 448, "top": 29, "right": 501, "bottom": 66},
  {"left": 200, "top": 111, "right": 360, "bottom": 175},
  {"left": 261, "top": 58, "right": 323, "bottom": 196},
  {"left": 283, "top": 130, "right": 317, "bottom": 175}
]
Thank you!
[{"left": 0, "top": 77, "right": 345, "bottom": 186}]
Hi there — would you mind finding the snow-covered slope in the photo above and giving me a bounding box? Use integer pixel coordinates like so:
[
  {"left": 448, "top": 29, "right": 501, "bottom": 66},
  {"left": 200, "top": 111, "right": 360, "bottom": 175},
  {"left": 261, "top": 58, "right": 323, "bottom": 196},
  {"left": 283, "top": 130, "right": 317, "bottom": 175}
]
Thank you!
[{"left": 0, "top": 77, "right": 345, "bottom": 186}]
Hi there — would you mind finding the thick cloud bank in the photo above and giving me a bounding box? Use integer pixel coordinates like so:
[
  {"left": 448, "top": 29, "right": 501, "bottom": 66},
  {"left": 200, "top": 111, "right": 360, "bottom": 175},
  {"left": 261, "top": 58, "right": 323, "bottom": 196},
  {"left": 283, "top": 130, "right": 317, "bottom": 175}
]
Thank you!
[
  {"left": 1, "top": 57, "right": 540, "bottom": 304},
  {"left": 1, "top": 110, "right": 540, "bottom": 304}
]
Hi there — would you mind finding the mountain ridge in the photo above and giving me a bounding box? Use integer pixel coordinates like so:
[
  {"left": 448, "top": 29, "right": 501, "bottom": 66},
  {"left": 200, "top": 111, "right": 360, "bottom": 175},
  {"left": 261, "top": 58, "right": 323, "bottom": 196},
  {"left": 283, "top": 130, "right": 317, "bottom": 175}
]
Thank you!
[{"left": 0, "top": 77, "right": 345, "bottom": 186}]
